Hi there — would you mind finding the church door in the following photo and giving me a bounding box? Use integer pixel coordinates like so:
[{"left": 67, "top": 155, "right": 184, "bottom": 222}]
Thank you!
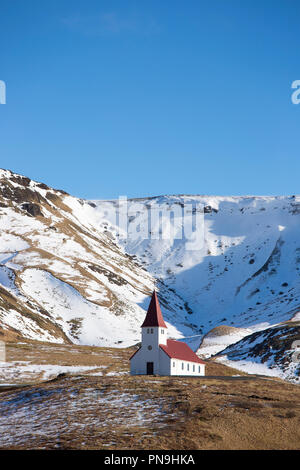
[{"left": 146, "top": 362, "right": 154, "bottom": 375}]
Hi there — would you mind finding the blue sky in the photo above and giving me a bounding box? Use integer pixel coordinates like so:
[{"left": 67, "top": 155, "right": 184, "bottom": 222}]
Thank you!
[{"left": 0, "top": 0, "right": 300, "bottom": 199}]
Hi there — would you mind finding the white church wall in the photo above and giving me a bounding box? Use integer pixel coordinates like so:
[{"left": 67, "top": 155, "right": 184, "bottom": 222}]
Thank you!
[
  {"left": 130, "top": 340, "right": 161, "bottom": 375},
  {"left": 142, "top": 327, "right": 167, "bottom": 347},
  {"left": 131, "top": 346, "right": 205, "bottom": 377},
  {"left": 130, "top": 349, "right": 144, "bottom": 375},
  {"left": 130, "top": 297, "right": 206, "bottom": 377},
  {"left": 158, "top": 348, "right": 171, "bottom": 375},
  {"left": 169, "top": 358, "right": 205, "bottom": 376}
]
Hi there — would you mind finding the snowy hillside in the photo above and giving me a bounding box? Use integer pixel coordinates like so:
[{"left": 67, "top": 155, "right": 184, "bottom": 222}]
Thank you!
[
  {"left": 1, "top": 169, "right": 300, "bottom": 381},
  {"left": 214, "top": 321, "right": 300, "bottom": 383},
  {"left": 91, "top": 194, "right": 300, "bottom": 380},
  {"left": 0, "top": 170, "right": 191, "bottom": 346},
  {"left": 196, "top": 325, "right": 253, "bottom": 358},
  {"left": 92, "top": 195, "right": 300, "bottom": 332}
]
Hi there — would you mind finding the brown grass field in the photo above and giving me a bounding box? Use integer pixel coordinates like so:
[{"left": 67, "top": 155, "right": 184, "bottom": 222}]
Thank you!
[{"left": 0, "top": 341, "right": 299, "bottom": 450}]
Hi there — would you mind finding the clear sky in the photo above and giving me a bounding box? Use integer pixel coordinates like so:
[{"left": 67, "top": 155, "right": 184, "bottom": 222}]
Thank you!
[{"left": 0, "top": 0, "right": 300, "bottom": 199}]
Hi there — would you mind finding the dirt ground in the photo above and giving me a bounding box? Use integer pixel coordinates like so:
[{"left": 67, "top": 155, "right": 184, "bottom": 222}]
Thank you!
[{"left": 0, "top": 341, "right": 299, "bottom": 450}]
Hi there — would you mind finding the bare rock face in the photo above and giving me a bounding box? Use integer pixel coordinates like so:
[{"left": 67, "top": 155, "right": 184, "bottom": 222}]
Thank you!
[
  {"left": 21, "top": 202, "right": 43, "bottom": 217},
  {"left": 214, "top": 321, "right": 300, "bottom": 383}
]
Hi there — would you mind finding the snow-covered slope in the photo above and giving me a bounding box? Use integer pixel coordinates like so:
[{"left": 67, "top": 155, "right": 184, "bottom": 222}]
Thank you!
[
  {"left": 196, "top": 325, "right": 253, "bottom": 358},
  {"left": 0, "top": 170, "right": 192, "bottom": 346},
  {"left": 91, "top": 195, "right": 300, "bottom": 379},
  {"left": 92, "top": 195, "right": 300, "bottom": 334},
  {"left": 214, "top": 321, "right": 300, "bottom": 383},
  {"left": 1, "top": 170, "right": 300, "bottom": 377}
]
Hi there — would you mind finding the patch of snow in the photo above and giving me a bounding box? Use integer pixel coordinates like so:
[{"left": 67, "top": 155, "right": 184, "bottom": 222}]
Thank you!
[
  {"left": 0, "top": 361, "right": 104, "bottom": 384},
  {"left": 216, "top": 355, "right": 283, "bottom": 378}
]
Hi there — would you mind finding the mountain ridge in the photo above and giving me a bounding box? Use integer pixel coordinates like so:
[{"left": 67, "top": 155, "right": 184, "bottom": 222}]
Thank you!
[
  {"left": 0, "top": 169, "right": 299, "bottom": 381},
  {"left": 0, "top": 169, "right": 192, "bottom": 346}
]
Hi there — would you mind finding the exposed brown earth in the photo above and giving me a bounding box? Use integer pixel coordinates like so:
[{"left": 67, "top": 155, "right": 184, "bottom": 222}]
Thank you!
[
  {"left": 0, "top": 341, "right": 299, "bottom": 450},
  {"left": 0, "top": 170, "right": 157, "bottom": 343}
]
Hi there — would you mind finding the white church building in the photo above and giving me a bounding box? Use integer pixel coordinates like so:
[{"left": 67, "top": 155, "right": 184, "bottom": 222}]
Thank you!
[{"left": 130, "top": 291, "right": 205, "bottom": 376}]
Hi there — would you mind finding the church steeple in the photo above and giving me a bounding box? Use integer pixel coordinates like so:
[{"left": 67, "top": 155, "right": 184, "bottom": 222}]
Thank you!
[
  {"left": 130, "top": 290, "right": 206, "bottom": 377},
  {"left": 141, "top": 290, "right": 167, "bottom": 328}
]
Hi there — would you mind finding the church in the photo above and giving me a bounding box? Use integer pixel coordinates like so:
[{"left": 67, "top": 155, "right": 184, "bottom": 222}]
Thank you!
[{"left": 130, "top": 291, "right": 205, "bottom": 376}]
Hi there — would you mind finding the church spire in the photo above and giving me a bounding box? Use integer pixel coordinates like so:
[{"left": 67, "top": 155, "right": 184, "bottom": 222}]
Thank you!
[{"left": 141, "top": 290, "right": 167, "bottom": 328}]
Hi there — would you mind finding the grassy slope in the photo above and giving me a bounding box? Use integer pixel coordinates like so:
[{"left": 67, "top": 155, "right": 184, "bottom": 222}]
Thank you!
[{"left": 0, "top": 341, "right": 299, "bottom": 450}]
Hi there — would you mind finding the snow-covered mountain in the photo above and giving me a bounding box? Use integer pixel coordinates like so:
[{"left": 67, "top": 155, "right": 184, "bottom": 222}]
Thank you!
[
  {"left": 0, "top": 169, "right": 299, "bottom": 380},
  {"left": 92, "top": 194, "right": 300, "bottom": 332},
  {"left": 0, "top": 169, "right": 190, "bottom": 346},
  {"left": 214, "top": 321, "right": 300, "bottom": 383},
  {"left": 91, "top": 194, "right": 300, "bottom": 381}
]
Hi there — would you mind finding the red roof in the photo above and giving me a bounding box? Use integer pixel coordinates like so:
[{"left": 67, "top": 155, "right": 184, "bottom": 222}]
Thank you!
[
  {"left": 141, "top": 291, "right": 167, "bottom": 328},
  {"left": 160, "top": 339, "right": 205, "bottom": 364}
]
